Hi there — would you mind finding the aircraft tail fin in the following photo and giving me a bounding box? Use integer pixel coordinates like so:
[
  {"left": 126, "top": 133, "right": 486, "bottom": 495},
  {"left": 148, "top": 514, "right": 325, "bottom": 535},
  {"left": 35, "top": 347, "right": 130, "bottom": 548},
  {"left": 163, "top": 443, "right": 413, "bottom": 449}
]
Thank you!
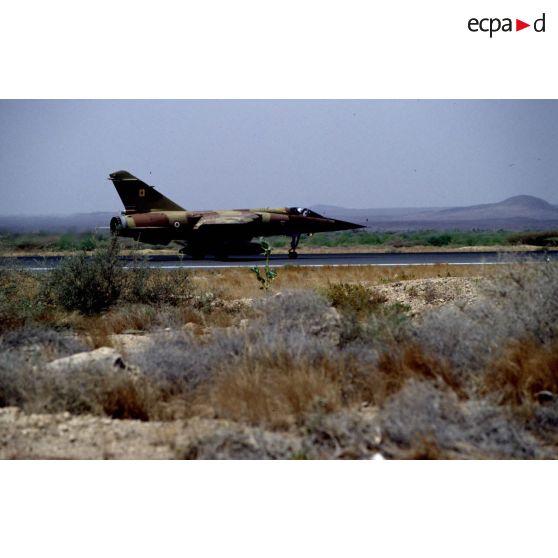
[{"left": 108, "top": 170, "right": 185, "bottom": 213}]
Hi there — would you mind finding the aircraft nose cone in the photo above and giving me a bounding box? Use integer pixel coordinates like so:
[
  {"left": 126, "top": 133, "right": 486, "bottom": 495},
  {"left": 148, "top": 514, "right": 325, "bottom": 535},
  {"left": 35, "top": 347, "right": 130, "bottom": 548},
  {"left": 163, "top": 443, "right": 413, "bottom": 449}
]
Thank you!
[{"left": 330, "top": 218, "right": 365, "bottom": 231}]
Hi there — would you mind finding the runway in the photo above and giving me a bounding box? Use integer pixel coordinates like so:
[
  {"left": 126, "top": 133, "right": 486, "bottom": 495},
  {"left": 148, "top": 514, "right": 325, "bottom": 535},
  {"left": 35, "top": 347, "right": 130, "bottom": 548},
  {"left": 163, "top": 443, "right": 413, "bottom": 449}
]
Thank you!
[{"left": 3, "top": 250, "right": 557, "bottom": 271}]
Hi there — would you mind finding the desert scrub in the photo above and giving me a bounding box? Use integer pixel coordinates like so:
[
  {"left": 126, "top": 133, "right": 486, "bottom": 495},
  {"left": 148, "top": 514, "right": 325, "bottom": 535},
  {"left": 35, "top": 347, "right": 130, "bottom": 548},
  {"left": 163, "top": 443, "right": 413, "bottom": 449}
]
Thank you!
[
  {"left": 122, "top": 264, "right": 192, "bottom": 306},
  {"left": 209, "top": 348, "right": 350, "bottom": 428},
  {"left": 322, "top": 282, "right": 411, "bottom": 348},
  {"left": 0, "top": 364, "right": 158, "bottom": 420},
  {"left": 414, "top": 262, "right": 558, "bottom": 376},
  {"left": 181, "top": 426, "right": 301, "bottom": 460},
  {"left": 0, "top": 327, "right": 87, "bottom": 409},
  {"left": 379, "top": 380, "right": 544, "bottom": 459},
  {"left": 0, "top": 328, "right": 182, "bottom": 420},
  {"left": 367, "top": 343, "right": 465, "bottom": 405},
  {"left": 480, "top": 339, "right": 558, "bottom": 407},
  {"left": 253, "top": 290, "right": 334, "bottom": 328},
  {"left": 0, "top": 270, "right": 51, "bottom": 332},
  {"left": 301, "top": 410, "right": 380, "bottom": 459},
  {"left": 45, "top": 239, "right": 194, "bottom": 315},
  {"left": 324, "top": 282, "right": 387, "bottom": 318},
  {"left": 129, "top": 330, "right": 246, "bottom": 391},
  {"left": 0, "top": 326, "right": 85, "bottom": 356},
  {"left": 208, "top": 317, "right": 398, "bottom": 426},
  {"left": 46, "top": 237, "right": 123, "bottom": 315}
]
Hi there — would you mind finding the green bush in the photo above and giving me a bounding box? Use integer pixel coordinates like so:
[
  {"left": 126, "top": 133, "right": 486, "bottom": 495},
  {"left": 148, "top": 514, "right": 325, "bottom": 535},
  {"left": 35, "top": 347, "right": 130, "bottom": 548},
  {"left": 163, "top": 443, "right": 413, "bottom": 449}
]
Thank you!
[
  {"left": 47, "top": 238, "right": 123, "bottom": 314},
  {"left": 426, "top": 234, "right": 452, "bottom": 247},
  {"left": 79, "top": 236, "right": 97, "bottom": 251},
  {"left": 123, "top": 264, "right": 192, "bottom": 305},
  {"left": 56, "top": 234, "right": 79, "bottom": 251},
  {"left": 0, "top": 271, "right": 50, "bottom": 332}
]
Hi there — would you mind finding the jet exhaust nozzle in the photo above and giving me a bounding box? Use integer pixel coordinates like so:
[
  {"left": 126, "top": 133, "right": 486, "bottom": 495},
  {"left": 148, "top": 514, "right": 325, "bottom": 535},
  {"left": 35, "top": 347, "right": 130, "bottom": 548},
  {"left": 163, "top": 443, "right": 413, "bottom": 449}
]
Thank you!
[{"left": 110, "top": 215, "right": 127, "bottom": 234}]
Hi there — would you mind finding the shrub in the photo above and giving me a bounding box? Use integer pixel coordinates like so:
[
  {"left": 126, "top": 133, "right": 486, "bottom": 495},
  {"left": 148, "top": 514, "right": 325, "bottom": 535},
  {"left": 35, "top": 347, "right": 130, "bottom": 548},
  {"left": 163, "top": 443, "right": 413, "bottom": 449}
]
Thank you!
[
  {"left": 301, "top": 410, "right": 380, "bottom": 459},
  {"left": 0, "top": 327, "right": 86, "bottom": 409},
  {"left": 79, "top": 236, "right": 96, "bottom": 251},
  {"left": 0, "top": 326, "right": 85, "bottom": 356},
  {"left": 253, "top": 290, "right": 341, "bottom": 344},
  {"left": 414, "top": 263, "right": 558, "bottom": 375},
  {"left": 379, "top": 380, "right": 543, "bottom": 459},
  {"left": 56, "top": 234, "right": 79, "bottom": 251},
  {"left": 0, "top": 270, "right": 49, "bottom": 332},
  {"left": 508, "top": 230, "right": 558, "bottom": 247},
  {"left": 324, "top": 282, "right": 387, "bottom": 318},
  {"left": 122, "top": 266, "right": 192, "bottom": 306},
  {"left": 338, "top": 301, "right": 411, "bottom": 350},
  {"left": 426, "top": 233, "right": 452, "bottom": 247},
  {"left": 482, "top": 262, "right": 558, "bottom": 344},
  {"left": 0, "top": 350, "right": 34, "bottom": 408},
  {"left": 181, "top": 427, "right": 301, "bottom": 460},
  {"left": 0, "top": 365, "right": 155, "bottom": 420},
  {"left": 129, "top": 330, "right": 245, "bottom": 390},
  {"left": 47, "top": 238, "right": 123, "bottom": 314}
]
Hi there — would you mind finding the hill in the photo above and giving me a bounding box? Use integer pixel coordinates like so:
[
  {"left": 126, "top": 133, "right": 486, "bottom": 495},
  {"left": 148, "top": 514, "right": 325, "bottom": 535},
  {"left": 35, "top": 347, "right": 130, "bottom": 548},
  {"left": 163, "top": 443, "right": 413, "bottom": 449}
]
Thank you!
[
  {"left": 313, "top": 195, "right": 558, "bottom": 231},
  {"left": 1, "top": 195, "right": 557, "bottom": 233}
]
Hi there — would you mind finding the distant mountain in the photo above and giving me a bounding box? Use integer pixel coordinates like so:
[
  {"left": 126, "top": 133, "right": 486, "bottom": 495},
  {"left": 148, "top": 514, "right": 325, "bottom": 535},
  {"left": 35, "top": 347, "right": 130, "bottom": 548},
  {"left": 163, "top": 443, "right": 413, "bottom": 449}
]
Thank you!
[
  {"left": 1, "top": 196, "right": 558, "bottom": 233},
  {"left": 312, "top": 195, "right": 558, "bottom": 231},
  {"left": 0, "top": 213, "right": 114, "bottom": 233},
  {"left": 434, "top": 195, "right": 558, "bottom": 220}
]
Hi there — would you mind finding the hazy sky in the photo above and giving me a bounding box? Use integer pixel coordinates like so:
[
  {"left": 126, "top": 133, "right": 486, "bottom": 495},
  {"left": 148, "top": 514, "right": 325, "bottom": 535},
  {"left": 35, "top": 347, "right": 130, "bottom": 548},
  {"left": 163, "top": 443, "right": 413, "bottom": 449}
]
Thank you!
[{"left": 0, "top": 100, "right": 557, "bottom": 215}]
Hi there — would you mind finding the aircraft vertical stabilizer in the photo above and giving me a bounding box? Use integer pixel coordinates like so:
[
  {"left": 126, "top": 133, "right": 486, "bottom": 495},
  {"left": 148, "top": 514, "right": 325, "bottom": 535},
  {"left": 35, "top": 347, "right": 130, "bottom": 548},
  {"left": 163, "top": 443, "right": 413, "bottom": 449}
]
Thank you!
[{"left": 109, "top": 170, "right": 185, "bottom": 213}]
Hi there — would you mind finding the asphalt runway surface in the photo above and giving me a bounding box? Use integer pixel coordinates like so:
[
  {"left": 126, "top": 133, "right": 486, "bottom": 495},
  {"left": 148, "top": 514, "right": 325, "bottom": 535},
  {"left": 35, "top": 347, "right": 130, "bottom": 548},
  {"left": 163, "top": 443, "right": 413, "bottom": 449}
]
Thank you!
[{"left": 3, "top": 250, "right": 557, "bottom": 270}]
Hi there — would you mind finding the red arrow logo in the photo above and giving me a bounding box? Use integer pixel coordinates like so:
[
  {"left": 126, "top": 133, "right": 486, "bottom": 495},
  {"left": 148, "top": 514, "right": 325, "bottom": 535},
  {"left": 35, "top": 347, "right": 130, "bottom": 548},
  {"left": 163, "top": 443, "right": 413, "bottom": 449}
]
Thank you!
[{"left": 516, "top": 19, "right": 530, "bottom": 31}]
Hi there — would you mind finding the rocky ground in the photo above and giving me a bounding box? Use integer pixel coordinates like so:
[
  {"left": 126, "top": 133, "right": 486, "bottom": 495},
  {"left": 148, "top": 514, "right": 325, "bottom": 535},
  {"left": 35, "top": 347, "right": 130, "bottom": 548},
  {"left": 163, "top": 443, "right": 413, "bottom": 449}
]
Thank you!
[
  {"left": 0, "top": 407, "right": 307, "bottom": 459},
  {"left": 373, "top": 276, "right": 482, "bottom": 317}
]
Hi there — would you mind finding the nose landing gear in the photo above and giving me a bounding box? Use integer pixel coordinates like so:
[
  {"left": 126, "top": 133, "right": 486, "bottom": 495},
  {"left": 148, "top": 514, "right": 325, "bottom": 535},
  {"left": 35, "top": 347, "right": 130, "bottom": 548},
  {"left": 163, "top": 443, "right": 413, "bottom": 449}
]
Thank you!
[{"left": 288, "top": 233, "right": 301, "bottom": 259}]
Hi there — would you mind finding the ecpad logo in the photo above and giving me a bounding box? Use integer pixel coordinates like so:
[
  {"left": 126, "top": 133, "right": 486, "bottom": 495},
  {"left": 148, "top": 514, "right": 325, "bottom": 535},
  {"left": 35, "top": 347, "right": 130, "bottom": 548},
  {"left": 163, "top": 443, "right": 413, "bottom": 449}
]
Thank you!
[{"left": 468, "top": 13, "right": 546, "bottom": 37}]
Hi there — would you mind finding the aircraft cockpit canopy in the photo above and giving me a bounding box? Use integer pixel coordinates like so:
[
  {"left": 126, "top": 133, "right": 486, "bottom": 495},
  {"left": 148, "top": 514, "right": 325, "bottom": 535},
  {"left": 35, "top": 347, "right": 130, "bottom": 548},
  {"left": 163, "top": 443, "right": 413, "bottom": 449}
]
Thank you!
[{"left": 288, "top": 207, "right": 324, "bottom": 218}]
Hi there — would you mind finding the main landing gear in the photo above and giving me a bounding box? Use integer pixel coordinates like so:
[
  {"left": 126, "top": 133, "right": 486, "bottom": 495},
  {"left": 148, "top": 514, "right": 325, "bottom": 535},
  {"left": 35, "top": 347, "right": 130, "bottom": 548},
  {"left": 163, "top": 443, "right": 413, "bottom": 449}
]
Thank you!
[{"left": 288, "top": 233, "right": 301, "bottom": 259}]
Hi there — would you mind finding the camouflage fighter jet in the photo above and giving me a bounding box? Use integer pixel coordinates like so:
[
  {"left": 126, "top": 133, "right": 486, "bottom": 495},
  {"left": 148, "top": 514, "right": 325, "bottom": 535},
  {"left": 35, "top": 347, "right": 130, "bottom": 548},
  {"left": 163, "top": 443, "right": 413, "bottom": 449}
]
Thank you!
[{"left": 108, "top": 170, "right": 364, "bottom": 259}]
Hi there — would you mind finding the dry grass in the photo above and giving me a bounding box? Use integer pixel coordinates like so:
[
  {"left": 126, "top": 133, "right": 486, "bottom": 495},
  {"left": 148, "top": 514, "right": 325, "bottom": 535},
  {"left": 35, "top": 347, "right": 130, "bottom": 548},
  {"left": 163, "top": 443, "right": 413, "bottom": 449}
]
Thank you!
[
  {"left": 74, "top": 306, "right": 159, "bottom": 347},
  {"left": 372, "top": 344, "right": 466, "bottom": 404},
  {"left": 208, "top": 353, "right": 348, "bottom": 429},
  {"left": 207, "top": 340, "right": 460, "bottom": 430},
  {"left": 481, "top": 339, "right": 558, "bottom": 407},
  {"left": 192, "top": 264, "right": 497, "bottom": 300},
  {"left": 73, "top": 304, "right": 214, "bottom": 348}
]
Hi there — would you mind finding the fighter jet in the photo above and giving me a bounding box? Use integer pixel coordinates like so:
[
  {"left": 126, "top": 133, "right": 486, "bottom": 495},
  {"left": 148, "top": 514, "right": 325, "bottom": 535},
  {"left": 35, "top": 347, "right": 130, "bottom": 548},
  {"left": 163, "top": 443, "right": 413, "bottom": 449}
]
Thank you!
[{"left": 108, "top": 170, "right": 364, "bottom": 259}]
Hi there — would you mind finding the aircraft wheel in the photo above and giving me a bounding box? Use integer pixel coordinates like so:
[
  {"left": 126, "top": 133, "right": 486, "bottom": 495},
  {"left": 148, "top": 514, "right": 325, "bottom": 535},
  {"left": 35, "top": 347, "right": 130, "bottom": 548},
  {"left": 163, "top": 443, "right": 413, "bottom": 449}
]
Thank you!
[{"left": 288, "top": 250, "right": 298, "bottom": 259}]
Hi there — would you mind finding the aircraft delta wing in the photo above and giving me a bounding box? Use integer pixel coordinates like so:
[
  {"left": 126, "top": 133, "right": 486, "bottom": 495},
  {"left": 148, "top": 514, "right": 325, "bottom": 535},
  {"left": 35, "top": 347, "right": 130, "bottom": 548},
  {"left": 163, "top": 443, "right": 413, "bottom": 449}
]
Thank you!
[{"left": 108, "top": 170, "right": 363, "bottom": 259}]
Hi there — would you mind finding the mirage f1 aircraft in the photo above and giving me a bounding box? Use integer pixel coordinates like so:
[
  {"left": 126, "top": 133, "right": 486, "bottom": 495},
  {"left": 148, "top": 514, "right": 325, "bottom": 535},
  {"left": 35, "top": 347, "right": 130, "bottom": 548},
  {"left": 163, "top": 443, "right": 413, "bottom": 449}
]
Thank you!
[{"left": 108, "top": 170, "right": 364, "bottom": 259}]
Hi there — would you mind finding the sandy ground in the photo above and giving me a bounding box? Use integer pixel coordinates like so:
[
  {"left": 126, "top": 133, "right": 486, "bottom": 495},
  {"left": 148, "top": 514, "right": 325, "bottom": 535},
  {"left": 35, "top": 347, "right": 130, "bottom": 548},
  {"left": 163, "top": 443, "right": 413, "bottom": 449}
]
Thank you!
[{"left": 0, "top": 408, "right": 310, "bottom": 459}]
